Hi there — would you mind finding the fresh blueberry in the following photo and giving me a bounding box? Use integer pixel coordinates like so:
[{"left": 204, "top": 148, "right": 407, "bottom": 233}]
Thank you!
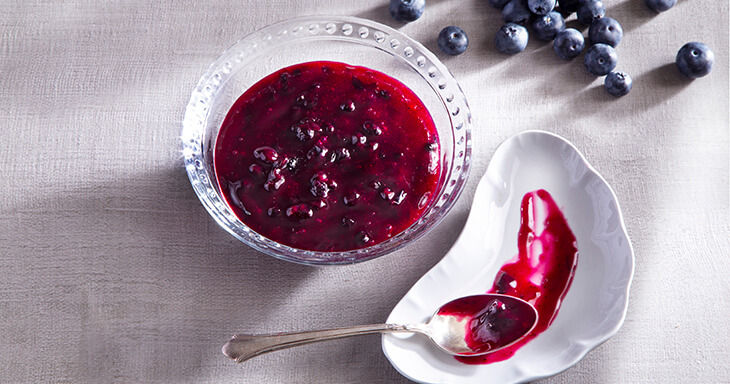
[
  {"left": 676, "top": 42, "right": 715, "bottom": 78},
  {"left": 495, "top": 23, "right": 529, "bottom": 54},
  {"left": 589, "top": 17, "right": 623, "bottom": 47},
  {"left": 644, "top": 0, "right": 677, "bottom": 13},
  {"left": 584, "top": 43, "right": 617, "bottom": 75},
  {"left": 527, "top": 0, "right": 556, "bottom": 15},
  {"left": 502, "top": 0, "right": 533, "bottom": 25},
  {"left": 577, "top": 0, "right": 605, "bottom": 25},
  {"left": 389, "top": 0, "right": 425, "bottom": 22},
  {"left": 553, "top": 28, "right": 585, "bottom": 60},
  {"left": 604, "top": 72, "right": 633, "bottom": 97},
  {"left": 489, "top": 0, "right": 511, "bottom": 9},
  {"left": 533, "top": 11, "right": 565, "bottom": 41},
  {"left": 557, "top": 0, "right": 581, "bottom": 14},
  {"left": 528, "top": 0, "right": 556, "bottom": 15},
  {"left": 438, "top": 26, "right": 469, "bottom": 55}
]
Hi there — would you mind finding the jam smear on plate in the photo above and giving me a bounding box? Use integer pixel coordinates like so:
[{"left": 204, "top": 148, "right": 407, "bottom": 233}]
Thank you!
[
  {"left": 214, "top": 61, "right": 440, "bottom": 251},
  {"left": 457, "top": 189, "right": 579, "bottom": 364}
]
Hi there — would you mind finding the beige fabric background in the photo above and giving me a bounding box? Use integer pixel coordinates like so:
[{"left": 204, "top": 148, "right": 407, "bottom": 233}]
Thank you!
[{"left": 1, "top": 1, "right": 728, "bottom": 383}]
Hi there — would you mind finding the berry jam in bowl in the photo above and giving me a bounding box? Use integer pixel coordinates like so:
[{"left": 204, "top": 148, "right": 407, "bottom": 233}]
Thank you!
[{"left": 182, "top": 16, "right": 472, "bottom": 265}]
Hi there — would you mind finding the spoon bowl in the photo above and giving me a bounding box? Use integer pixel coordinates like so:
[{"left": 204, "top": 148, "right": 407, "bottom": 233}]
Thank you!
[
  {"left": 426, "top": 294, "right": 538, "bottom": 356},
  {"left": 222, "top": 294, "right": 537, "bottom": 362}
]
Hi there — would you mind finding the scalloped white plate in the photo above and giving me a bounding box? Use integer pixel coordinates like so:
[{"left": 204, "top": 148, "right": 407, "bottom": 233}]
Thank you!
[{"left": 382, "top": 130, "right": 634, "bottom": 383}]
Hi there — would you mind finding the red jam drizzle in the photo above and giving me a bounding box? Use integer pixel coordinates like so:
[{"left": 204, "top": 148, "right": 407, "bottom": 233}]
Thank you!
[
  {"left": 457, "top": 189, "right": 579, "bottom": 364},
  {"left": 214, "top": 61, "right": 440, "bottom": 252},
  {"left": 436, "top": 295, "right": 538, "bottom": 355}
]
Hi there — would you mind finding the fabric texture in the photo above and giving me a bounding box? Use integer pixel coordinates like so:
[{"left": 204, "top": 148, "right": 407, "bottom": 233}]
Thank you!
[{"left": 1, "top": 1, "right": 728, "bottom": 383}]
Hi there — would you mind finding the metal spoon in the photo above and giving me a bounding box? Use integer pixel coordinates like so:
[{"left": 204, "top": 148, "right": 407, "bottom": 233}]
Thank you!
[{"left": 222, "top": 294, "right": 538, "bottom": 362}]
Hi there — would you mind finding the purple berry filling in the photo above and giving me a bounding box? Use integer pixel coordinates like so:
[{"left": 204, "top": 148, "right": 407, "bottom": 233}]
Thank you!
[{"left": 214, "top": 61, "right": 441, "bottom": 252}]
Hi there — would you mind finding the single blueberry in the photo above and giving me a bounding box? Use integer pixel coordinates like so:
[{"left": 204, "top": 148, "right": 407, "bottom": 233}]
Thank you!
[
  {"left": 676, "top": 42, "right": 715, "bottom": 78},
  {"left": 528, "top": 0, "right": 556, "bottom": 15},
  {"left": 533, "top": 11, "right": 566, "bottom": 41},
  {"left": 389, "top": 0, "right": 425, "bottom": 22},
  {"left": 438, "top": 26, "right": 469, "bottom": 55},
  {"left": 285, "top": 203, "right": 314, "bottom": 220},
  {"left": 502, "top": 0, "right": 532, "bottom": 25},
  {"left": 557, "top": 0, "right": 581, "bottom": 14},
  {"left": 644, "top": 0, "right": 677, "bottom": 13},
  {"left": 343, "top": 191, "right": 360, "bottom": 206},
  {"left": 584, "top": 43, "right": 617, "bottom": 75},
  {"left": 495, "top": 23, "right": 529, "bottom": 54},
  {"left": 589, "top": 17, "right": 623, "bottom": 47},
  {"left": 310, "top": 179, "right": 330, "bottom": 198},
  {"left": 264, "top": 168, "right": 285, "bottom": 191},
  {"left": 604, "top": 71, "right": 633, "bottom": 97},
  {"left": 553, "top": 28, "right": 585, "bottom": 60},
  {"left": 489, "top": 0, "right": 511, "bottom": 9},
  {"left": 577, "top": 0, "right": 605, "bottom": 25},
  {"left": 253, "top": 146, "right": 279, "bottom": 163}
]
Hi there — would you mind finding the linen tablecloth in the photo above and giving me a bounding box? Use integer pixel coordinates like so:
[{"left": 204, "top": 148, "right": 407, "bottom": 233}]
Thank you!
[{"left": 1, "top": 1, "right": 728, "bottom": 382}]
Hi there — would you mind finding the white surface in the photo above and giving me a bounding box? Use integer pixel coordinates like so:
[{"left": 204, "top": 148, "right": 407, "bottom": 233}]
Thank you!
[
  {"left": 0, "top": 1, "right": 728, "bottom": 383},
  {"left": 383, "top": 131, "right": 634, "bottom": 383}
]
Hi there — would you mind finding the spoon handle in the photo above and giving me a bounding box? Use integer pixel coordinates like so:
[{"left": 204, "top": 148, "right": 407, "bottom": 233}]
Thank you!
[{"left": 222, "top": 324, "right": 410, "bottom": 362}]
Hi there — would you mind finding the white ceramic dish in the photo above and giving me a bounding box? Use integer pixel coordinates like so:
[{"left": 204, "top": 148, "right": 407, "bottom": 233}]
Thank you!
[{"left": 382, "top": 130, "right": 634, "bottom": 383}]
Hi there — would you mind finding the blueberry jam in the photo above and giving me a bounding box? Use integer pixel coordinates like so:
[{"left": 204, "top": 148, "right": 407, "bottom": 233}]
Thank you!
[
  {"left": 436, "top": 295, "right": 538, "bottom": 355},
  {"left": 458, "top": 189, "right": 578, "bottom": 364},
  {"left": 214, "top": 61, "right": 441, "bottom": 252}
]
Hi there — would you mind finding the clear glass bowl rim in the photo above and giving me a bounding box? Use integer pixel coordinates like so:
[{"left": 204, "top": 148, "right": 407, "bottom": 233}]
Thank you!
[{"left": 181, "top": 15, "right": 473, "bottom": 265}]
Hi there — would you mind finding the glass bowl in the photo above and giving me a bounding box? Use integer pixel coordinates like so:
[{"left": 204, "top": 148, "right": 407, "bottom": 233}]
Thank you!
[{"left": 181, "top": 16, "right": 472, "bottom": 265}]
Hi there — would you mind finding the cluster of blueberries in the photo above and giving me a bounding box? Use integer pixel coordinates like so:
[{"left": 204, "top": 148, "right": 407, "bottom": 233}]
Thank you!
[
  {"left": 388, "top": 0, "right": 715, "bottom": 98},
  {"left": 494, "top": 0, "right": 634, "bottom": 96}
]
